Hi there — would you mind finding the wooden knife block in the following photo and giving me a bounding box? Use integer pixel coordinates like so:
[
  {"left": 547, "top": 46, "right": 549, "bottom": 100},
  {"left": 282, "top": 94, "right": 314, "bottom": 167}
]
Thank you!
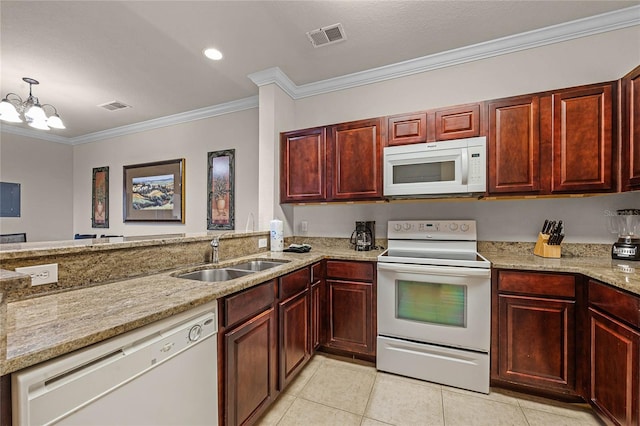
[{"left": 533, "top": 233, "right": 561, "bottom": 258}]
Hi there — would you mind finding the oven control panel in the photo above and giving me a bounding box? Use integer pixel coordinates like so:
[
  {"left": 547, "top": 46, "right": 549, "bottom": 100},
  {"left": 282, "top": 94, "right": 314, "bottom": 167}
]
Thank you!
[{"left": 388, "top": 220, "right": 477, "bottom": 240}]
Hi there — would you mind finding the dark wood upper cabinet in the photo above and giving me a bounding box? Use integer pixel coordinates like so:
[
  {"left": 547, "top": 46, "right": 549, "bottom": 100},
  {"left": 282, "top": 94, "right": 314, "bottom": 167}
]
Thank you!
[
  {"left": 487, "top": 96, "right": 540, "bottom": 194},
  {"left": 551, "top": 82, "right": 616, "bottom": 193},
  {"left": 280, "top": 127, "right": 327, "bottom": 203},
  {"left": 387, "top": 112, "right": 427, "bottom": 146},
  {"left": 435, "top": 103, "right": 481, "bottom": 141},
  {"left": 329, "top": 118, "right": 384, "bottom": 200},
  {"left": 622, "top": 65, "right": 640, "bottom": 190}
]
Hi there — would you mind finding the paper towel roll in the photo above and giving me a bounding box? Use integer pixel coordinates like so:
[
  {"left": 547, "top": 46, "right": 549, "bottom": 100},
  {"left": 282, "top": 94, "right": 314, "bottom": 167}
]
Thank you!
[{"left": 270, "top": 219, "right": 284, "bottom": 252}]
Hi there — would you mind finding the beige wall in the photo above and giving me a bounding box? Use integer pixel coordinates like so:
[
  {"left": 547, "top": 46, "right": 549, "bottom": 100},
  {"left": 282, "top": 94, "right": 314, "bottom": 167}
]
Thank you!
[
  {"left": 291, "top": 26, "right": 639, "bottom": 131},
  {"left": 0, "top": 133, "right": 74, "bottom": 242},
  {"left": 72, "top": 108, "right": 259, "bottom": 237}
]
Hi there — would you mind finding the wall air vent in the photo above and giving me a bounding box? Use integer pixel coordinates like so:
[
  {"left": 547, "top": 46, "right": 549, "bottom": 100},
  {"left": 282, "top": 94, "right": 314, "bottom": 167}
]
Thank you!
[
  {"left": 98, "top": 101, "right": 132, "bottom": 111},
  {"left": 306, "top": 23, "right": 346, "bottom": 48}
]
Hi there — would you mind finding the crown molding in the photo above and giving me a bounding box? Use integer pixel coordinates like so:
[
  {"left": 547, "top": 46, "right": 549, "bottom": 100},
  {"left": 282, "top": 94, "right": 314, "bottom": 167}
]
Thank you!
[
  {"left": 1, "top": 96, "right": 259, "bottom": 145},
  {"left": 249, "top": 5, "right": 640, "bottom": 99},
  {"left": 0, "top": 123, "right": 71, "bottom": 144}
]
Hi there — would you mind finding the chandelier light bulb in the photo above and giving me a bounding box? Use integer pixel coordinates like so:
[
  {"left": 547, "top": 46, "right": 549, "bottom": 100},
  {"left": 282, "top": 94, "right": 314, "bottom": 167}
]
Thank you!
[
  {"left": 27, "top": 117, "right": 50, "bottom": 130},
  {"left": 0, "top": 98, "right": 22, "bottom": 123},
  {"left": 25, "top": 103, "right": 47, "bottom": 122},
  {"left": 0, "top": 77, "right": 64, "bottom": 131},
  {"left": 47, "top": 113, "right": 65, "bottom": 129}
]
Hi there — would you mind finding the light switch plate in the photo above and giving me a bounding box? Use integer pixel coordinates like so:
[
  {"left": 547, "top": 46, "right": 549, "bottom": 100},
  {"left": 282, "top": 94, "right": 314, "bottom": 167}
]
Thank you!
[
  {"left": 258, "top": 238, "right": 267, "bottom": 248},
  {"left": 15, "top": 263, "right": 58, "bottom": 286}
]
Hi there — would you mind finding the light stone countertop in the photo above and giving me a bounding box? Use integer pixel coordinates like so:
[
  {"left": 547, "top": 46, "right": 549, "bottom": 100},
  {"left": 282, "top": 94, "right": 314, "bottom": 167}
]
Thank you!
[
  {"left": 3, "top": 245, "right": 639, "bottom": 376},
  {"left": 2, "top": 248, "right": 381, "bottom": 375},
  {"left": 482, "top": 252, "right": 640, "bottom": 295}
]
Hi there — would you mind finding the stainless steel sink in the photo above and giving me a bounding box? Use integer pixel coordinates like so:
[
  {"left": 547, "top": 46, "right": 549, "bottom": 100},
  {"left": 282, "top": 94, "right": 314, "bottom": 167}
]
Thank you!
[
  {"left": 177, "top": 268, "right": 255, "bottom": 282},
  {"left": 230, "top": 260, "right": 289, "bottom": 271}
]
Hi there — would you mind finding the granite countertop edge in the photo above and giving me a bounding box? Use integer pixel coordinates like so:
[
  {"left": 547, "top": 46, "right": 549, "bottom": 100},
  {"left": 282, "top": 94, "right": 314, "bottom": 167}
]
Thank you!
[
  {"left": 2, "top": 249, "right": 379, "bottom": 375},
  {"left": 3, "top": 248, "right": 639, "bottom": 375}
]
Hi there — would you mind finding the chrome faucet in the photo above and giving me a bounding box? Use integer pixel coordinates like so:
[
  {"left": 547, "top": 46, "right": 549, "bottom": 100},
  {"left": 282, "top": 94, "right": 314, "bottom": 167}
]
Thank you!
[{"left": 210, "top": 233, "right": 228, "bottom": 264}]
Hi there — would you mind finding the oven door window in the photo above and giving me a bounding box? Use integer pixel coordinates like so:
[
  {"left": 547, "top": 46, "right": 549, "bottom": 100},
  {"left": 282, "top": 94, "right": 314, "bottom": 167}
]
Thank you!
[
  {"left": 396, "top": 279, "right": 466, "bottom": 327},
  {"left": 392, "top": 161, "right": 455, "bottom": 184}
]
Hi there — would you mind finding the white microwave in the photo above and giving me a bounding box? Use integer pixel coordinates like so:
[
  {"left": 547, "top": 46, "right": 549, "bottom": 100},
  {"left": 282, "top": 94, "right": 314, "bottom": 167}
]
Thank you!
[{"left": 383, "top": 136, "right": 487, "bottom": 197}]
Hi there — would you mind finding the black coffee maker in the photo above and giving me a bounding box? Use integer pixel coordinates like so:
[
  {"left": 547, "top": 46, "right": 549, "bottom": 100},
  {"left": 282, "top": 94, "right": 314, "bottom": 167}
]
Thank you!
[{"left": 350, "top": 221, "right": 375, "bottom": 251}]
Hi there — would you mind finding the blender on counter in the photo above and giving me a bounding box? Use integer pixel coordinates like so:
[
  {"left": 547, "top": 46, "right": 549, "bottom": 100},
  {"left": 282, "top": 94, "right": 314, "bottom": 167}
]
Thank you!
[{"left": 607, "top": 209, "right": 640, "bottom": 261}]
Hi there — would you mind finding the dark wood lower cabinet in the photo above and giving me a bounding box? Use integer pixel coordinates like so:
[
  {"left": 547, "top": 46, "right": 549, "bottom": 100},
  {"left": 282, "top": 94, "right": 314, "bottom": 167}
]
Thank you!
[
  {"left": 492, "top": 270, "right": 581, "bottom": 399},
  {"left": 325, "top": 279, "right": 375, "bottom": 357},
  {"left": 279, "top": 289, "right": 310, "bottom": 389},
  {"left": 497, "top": 294, "right": 576, "bottom": 393},
  {"left": 310, "top": 278, "right": 323, "bottom": 351},
  {"left": 589, "top": 309, "right": 639, "bottom": 426},
  {"left": 323, "top": 260, "right": 376, "bottom": 360},
  {"left": 224, "top": 306, "right": 277, "bottom": 426}
]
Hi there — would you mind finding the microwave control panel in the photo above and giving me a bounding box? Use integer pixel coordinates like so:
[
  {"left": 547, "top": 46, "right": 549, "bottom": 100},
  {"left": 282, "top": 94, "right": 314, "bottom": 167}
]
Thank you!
[{"left": 467, "top": 144, "right": 486, "bottom": 190}]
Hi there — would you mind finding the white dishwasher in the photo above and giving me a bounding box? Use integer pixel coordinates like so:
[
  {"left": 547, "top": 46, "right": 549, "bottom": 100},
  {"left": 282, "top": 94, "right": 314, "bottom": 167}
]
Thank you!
[{"left": 12, "top": 301, "right": 218, "bottom": 426}]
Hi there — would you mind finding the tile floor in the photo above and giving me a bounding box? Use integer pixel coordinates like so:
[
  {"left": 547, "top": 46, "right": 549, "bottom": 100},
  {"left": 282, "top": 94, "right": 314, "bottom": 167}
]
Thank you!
[{"left": 257, "top": 353, "right": 604, "bottom": 426}]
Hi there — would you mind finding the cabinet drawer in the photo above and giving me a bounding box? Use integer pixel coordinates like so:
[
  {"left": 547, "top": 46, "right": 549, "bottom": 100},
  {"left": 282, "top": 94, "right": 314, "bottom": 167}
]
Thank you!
[
  {"left": 280, "top": 267, "right": 310, "bottom": 299},
  {"left": 223, "top": 280, "right": 275, "bottom": 328},
  {"left": 498, "top": 270, "right": 575, "bottom": 298},
  {"left": 589, "top": 280, "right": 640, "bottom": 329},
  {"left": 325, "top": 260, "right": 374, "bottom": 281},
  {"left": 434, "top": 103, "right": 481, "bottom": 141},
  {"left": 387, "top": 113, "right": 427, "bottom": 146}
]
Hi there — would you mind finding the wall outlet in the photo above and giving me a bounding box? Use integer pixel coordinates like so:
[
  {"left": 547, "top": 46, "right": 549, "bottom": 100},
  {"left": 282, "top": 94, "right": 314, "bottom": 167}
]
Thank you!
[
  {"left": 300, "top": 221, "right": 308, "bottom": 233},
  {"left": 15, "top": 263, "right": 58, "bottom": 286},
  {"left": 258, "top": 238, "right": 267, "bottom": 248}
]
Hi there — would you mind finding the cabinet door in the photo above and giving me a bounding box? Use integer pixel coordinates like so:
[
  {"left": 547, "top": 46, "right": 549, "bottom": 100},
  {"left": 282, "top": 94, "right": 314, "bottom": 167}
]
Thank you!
[
  {"left": 622, "top": 65, "right": 640, "bottom": 190},
  {"left": 280, "top": 127, "right": 327, "bottom": 203},
  {"left": 435, "top": 103, "right": 481, "bottom": 141},
  {"left": 326, "top": 279, "right": 375, "bottom": 356},
  {"left": 487, "top": 96, "right": 540, "bottom": 193},
  {"left": 311, "top": 279, "right": 323, "bottom": 351},
  {"left": 589, "top": 308, "right": 639, "bottom": 426},
  {"left": 387, "top": 112, "right": 427, "bottom": 146},
  {"left": 329, "top": 118, "right": 383, "bottom": 200},
  {"left": 224, "top": 307, "right": 277, "bottom": 426},
  {"left": 279, "top": 290, "right": 311, "bottom": 389},
  {"left": 497, "top": 294, "right": 576, "bottom": 393},
  {"left": 551, "top": 83, "right": 615, "bottom": 193}
]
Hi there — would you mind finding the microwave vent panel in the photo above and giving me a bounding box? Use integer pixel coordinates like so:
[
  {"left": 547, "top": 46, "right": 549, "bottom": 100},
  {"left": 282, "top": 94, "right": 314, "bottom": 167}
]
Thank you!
[{"left": 306, "top": 23, "right": 346, "bottom": 48}]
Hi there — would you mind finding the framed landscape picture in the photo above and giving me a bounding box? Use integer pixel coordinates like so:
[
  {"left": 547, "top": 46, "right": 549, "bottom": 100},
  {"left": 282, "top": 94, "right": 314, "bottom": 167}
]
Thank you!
[
  {"left": 92, "top": 166, "right": 109, "bottom": 228},
  {"left": 207, "top": 149, "right": 234, "bottom": 230},
  {"left": 123, "top": 159, "right": 185, "bottom": 223}
]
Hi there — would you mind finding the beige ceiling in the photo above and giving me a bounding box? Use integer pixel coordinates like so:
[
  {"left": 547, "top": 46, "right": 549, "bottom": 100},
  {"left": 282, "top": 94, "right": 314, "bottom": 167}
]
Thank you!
[{"left": 1, "top": 0, "right": 638, "bottom": 140}]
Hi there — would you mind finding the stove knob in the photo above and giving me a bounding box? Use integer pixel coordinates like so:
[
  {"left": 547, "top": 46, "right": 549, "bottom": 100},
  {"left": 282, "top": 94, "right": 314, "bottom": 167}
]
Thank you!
[
  {"left": 449, "top": 223, "right": 458, "bottom": 231},
  {"left": 403, "top": 223, "right": 412, "bottom": 231},
  {"left": 460, "top": 223, "right": 470, "bottom": 232},
  {"left": 394, "top": 223, "right": 402, "bottom": 231}
]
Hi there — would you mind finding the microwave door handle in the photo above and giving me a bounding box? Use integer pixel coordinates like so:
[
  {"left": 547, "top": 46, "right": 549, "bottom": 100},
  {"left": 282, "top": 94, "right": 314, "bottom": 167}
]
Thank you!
[{"left": 461, "top": 148, "right": 469, "bottom": 185}]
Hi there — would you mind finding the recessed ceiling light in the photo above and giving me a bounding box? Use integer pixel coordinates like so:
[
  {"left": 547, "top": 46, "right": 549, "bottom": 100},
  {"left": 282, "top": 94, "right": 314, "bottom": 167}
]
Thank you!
[{"left": 203, "top": 48, "right": 223, "bottom": 61}]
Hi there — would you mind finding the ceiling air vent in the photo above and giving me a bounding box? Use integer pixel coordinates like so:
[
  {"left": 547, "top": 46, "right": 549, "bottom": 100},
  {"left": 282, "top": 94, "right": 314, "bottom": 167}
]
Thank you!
[
  {"left": 306, "top": 23, "right": 346, "bottom": 48},
  {"left": 98, "top": 101, "right": 131, "bottom": 111}
]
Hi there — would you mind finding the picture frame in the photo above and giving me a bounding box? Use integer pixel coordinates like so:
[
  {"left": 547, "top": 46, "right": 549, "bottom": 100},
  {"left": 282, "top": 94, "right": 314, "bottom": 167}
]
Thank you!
[
  {"left": 207, "top": 149, "right": 235, "bottom": 230},
  {"left": 123, "top": 159, "right": 185, "bottom": 223},
  {"left": 92, "top": 167, "right": 109, "bottom": 228}
]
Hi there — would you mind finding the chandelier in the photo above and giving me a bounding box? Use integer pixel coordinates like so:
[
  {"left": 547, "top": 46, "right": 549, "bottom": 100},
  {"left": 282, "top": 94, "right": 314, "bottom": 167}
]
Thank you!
[{"left": 0, "top": 77, "right": 65, "bottom": 130}]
